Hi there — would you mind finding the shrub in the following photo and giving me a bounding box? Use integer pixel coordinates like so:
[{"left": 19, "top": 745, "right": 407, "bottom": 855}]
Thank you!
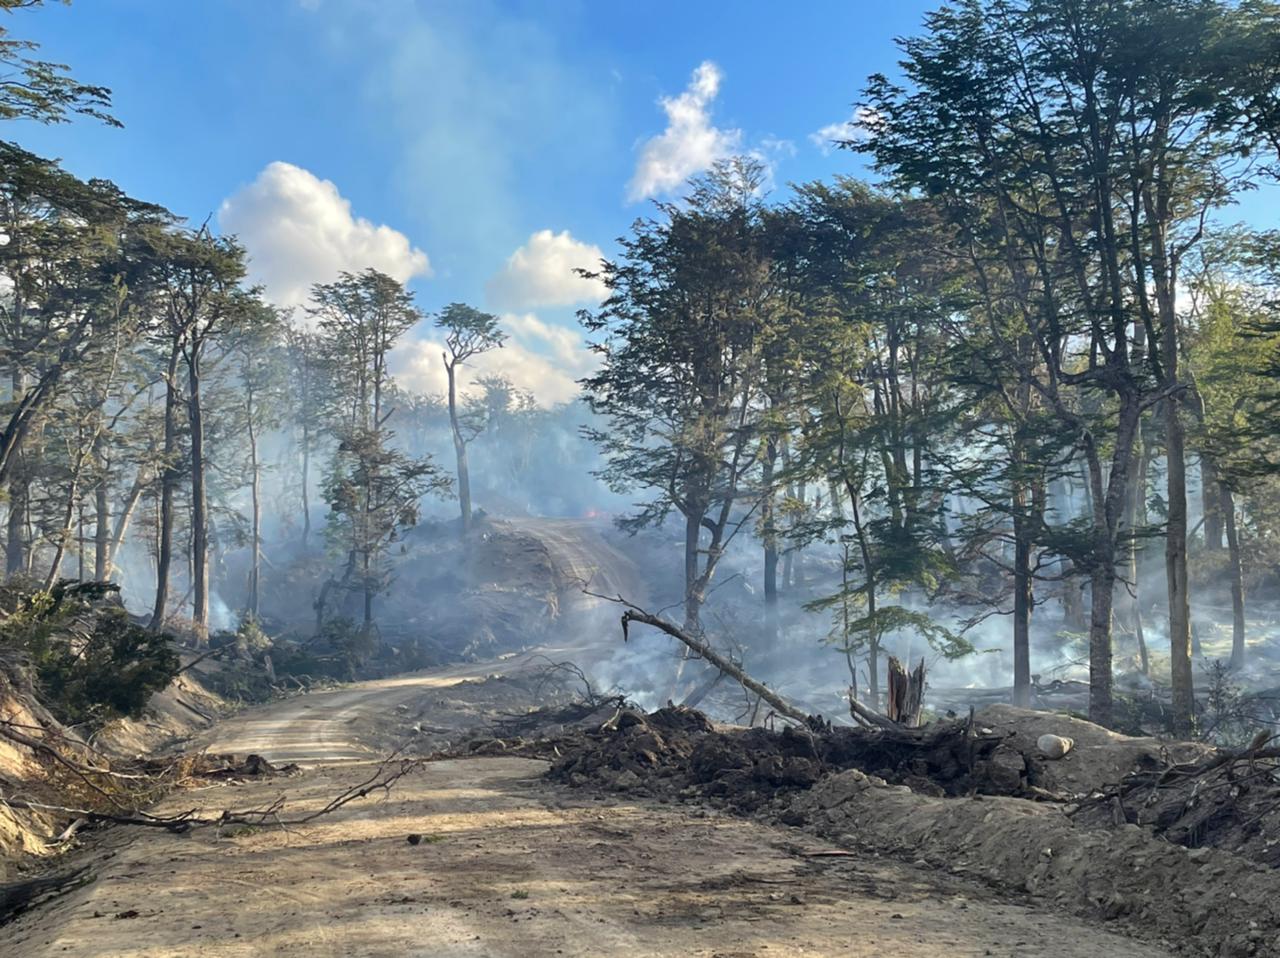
[{"left": 0, "top": 584, "right": 180, "bottom": 727}]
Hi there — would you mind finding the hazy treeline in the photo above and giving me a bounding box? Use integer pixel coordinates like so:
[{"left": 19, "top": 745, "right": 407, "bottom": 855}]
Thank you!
[
  {"left": 8, "top": 0, "right": 1280, "bottom": 734},
  {"left": 0, "top": 0, "right": 624, "bottom": 648},
  {"left": 580, "top": 0, "right": 1280, "bottom": 730}
]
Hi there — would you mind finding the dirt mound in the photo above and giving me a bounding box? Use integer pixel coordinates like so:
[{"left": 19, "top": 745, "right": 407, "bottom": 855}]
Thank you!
[
  {"left": 0, "top": 670, "right": 71, "bottom": 872},
  {"left": 977, "top": 704, "right": 1213, "bottom": 795},
  {"left": 796, "top": 769, "right": 1280, "bottom": 956},
  {"left": 536, "top": 705, "right": 1280, "bottom": 955}
]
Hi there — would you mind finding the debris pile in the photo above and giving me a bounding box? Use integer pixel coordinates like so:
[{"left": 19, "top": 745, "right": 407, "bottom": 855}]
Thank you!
[
  {"left": 543, "top": 704, "right": 1051, "bottom": 809},
  {"left": 1074, "top": 731, "right": 1280, "bottom": 867}
]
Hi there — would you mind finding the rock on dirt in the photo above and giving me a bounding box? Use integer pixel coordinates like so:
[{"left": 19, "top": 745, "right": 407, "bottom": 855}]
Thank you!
[{"left": 977, "top": 704, "right": 1212, "bottom": 795}]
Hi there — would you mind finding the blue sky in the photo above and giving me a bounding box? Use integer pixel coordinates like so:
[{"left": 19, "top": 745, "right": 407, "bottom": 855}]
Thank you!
[{"left": 9, "top": 0, "right": 1277, "bottom": 400}]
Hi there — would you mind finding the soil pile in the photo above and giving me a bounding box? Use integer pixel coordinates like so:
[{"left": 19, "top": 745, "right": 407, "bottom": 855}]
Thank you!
[
  {"left": 797, "top": 769, "right": 1280, "bottom": 956},
  {"left": 531, "top": 703, "right": 1280, "bottom": 956}
]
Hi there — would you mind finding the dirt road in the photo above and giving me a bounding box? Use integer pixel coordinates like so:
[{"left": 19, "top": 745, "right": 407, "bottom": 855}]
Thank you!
[
  {"left": 9, "top": 662, "right": 1177, "bottom": 958},
  {"left": 507, "top": 517, "right": 650, "bottom": 611},
  {"left": 6, "top": 523, "right": 1176, "bottom": 957}
]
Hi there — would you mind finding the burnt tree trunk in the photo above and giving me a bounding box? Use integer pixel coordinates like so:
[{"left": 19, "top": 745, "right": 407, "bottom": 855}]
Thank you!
[
  {"left": 187, "top": 348, "right": 210, "bottom": 639},
  {"left": 885, "top": 656, "right": 926, "bottom": 727}
]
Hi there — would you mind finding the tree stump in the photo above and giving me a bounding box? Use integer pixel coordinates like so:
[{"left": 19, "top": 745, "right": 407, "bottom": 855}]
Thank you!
[{"left": 886, "top": 656, "right": 926, "bottom": 727}]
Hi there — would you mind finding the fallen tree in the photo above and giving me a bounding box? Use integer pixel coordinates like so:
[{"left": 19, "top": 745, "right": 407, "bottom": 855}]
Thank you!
[
  {"left": 616, "top": 605, "right": 813, "bottom": 726},
  {"left": 601, "top": 593, "right": 923, "bottom": 732}
]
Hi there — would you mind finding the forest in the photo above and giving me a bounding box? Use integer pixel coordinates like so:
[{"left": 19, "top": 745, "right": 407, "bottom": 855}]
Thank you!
[
  {"left": 7, "top": 1, "right": 1280, "bottom": 955},
  {"left": 5, "top": 0, "right": 1280, "bottom": 740}
]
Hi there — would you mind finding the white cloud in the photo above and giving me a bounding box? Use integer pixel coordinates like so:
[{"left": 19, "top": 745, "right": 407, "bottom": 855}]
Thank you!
[
  {"left": 485, "top": 229, "right": 608, "bottom": 310},
  {"left": 627, "top": 61, "right": 741, "bottom": 202},
  {"left": 218, "top": 161, "right": 431, "bottom": 309},
  {"left": 760, "top": 136, "right": 797, "bottom": 158},
  {"left": 391, "top": 312, "right": 596, "bottom": 407},
  {"left": 809, "top": 106, "right": 878, "bottom": 156}
]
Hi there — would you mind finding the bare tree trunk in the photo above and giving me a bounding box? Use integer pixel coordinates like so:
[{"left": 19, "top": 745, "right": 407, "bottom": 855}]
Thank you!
[
  {"left": 848, "top": 486, "right": 879, "bottom": 705},
  {"left": 444, "top": 361, "right": 472, "bottom": 534},
  {"left": 1223, "top": 484, "right": 1246, "bottom": 671},
  {"left": 187, "top": 352, "right": 209, "bottom": 639},
  {"left": 1089, "top": 562, "right": 1117, "bottom": 726},
  {"left": 45, "top": 445, "right": 90, "bottom": 589},
  {"left": 5, "top": 368, "right": 27, "bottom": 577},
  {"left": 300, "top": 421, "right": 311, "bottom": 545},
  {"left": 93, "top": 458, "right": 109, "bottom": 581},
  {"left": 1164, "top": 395, "right": 1194, "bottom": 733},
  {"left": 150, "top": 345, "right": 182, "bottom": 631},
  {"left": 1201, "top": 455, "right": 1223, "bottom": 552},
  {"left": 5, "top": 476, "right": 25, "bottom": 577},
  {"left": 1119, "top": 427, "right": 1151, "bottom": 675},
  {"left": 107, "top": 467, "right": 146, "bottom": 581},
  {"left": 1133, "top": 431, "right": 1151, "bottom": 674},
  {"left": 682, "top": 509, "right": 703, "bottom": 633},
  {"left": 248, "top": 416, "right": 261, "bottom": 618},
  {"left": 362, "top": 546, "right": 374, "bottom": 627},
  {"left": 761, "top": 435, "right": 779, "bottom": 642},
  {"left": 1011, "top": 437, "right": 1035, "bottom": 707},
  {"left": 792, "top": 481, "right": 806, "bottom": 587}
]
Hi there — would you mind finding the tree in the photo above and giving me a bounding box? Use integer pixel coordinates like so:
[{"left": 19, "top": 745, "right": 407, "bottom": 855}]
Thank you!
[
  {"left": 135, "top": 226, "right": 246, "bottom": 635},
  {"left": 0, "top": 0, "right": 118, "bottom": 127},
  {"left": 773, "top": 181, "right": 968, "bottom": 702},
  {"left": 223, "top": 298, "right": 287, "bottom": 618},
  {"left": 436, "top": 303, "right": 505, "bottom": 534},
  {"left": 857, "top": 0, "right": 1272, "bottom": 728},
  {"left": 582, "top": 158, "right": 773, "bottom": 635},
  {"left": 284, "top": 323, "right": 327, "bottom": 545},
  {"left": 0, "top": 143, "right": 167, "bottom": 575},
  {"left": 1186, "top": 229, "right": 1280, "bottom": 670},
  {"left": 312, "top": 269, "right": 448, "bottom": 629}
]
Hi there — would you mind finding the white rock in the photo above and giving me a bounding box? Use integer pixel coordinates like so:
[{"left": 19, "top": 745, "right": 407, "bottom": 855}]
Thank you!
[{"left": 1037, "top": 733, "right": 1075, "bottom": 759}]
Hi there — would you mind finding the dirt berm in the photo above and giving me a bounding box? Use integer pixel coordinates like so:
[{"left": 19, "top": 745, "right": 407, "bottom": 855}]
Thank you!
[{"left": 528, "top": 703, "right": 1280, "bottom": 957}]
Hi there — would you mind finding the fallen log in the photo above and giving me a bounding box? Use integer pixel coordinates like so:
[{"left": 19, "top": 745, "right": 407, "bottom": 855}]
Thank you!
[
  {"left": 848, "top": 694, "right": 896, "bottom": 730},
  {"left": 618, "top": 607, "right": 811, "bottom": 726},
  {"left": 0, "top": 752, "right": 420, "bottom": 835}
]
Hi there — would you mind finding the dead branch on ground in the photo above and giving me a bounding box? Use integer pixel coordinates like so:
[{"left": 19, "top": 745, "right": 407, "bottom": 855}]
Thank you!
[
  {"left": 0, "top": 751, "right": 420, "bottom": 835},
  {"left": 584, "top": 590, "right": 812, "bottom": 726}
]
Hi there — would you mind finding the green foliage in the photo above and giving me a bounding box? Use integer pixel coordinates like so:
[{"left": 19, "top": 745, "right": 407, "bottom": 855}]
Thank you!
[
  {"left": 807, "top": 595, "right": 972, "bottom": 662},
  {"left": 0, "top": 585, "right": 178, "bottom": 726},
  {"left": 436, "top": 303, "right": 507, "bottom": 366},
  {"left": 0, "top": 0, "right": 119, "bottom": 127},
  {"left": 233, "top": 614, "right": 271, "bottom": 654}
]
